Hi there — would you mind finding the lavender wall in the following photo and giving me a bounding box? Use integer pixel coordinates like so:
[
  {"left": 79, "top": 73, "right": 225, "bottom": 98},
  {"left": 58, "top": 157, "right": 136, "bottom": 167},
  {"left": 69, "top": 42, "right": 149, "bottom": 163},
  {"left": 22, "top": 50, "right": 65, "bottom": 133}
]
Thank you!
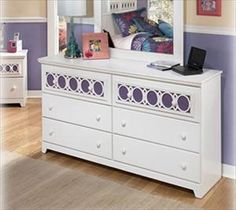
[
  {"left": 4, "top": 23, "right": 47, "bottom": 90},
  {"left": 185, "top": 33, "right": 236, "bottom": 166},
  {"left": 4, "top": 22, "right": 235, "bottom": 166}
]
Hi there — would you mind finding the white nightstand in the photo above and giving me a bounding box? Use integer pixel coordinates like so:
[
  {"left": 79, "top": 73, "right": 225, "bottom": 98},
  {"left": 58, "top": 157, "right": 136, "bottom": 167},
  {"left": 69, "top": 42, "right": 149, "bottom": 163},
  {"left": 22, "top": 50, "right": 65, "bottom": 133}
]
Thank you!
[{"left": 0, "top": 50, "right": 28, "bottom": 107}]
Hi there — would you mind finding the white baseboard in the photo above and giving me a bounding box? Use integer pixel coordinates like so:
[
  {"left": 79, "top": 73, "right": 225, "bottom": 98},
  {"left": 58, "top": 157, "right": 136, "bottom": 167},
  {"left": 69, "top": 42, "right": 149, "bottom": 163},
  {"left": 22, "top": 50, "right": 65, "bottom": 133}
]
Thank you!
[
  {"left": 27, "top": 90, "right": 42, "bottom": 98},
  {"left": 222, "top": 164, "right": 236, "bottom": 180}
]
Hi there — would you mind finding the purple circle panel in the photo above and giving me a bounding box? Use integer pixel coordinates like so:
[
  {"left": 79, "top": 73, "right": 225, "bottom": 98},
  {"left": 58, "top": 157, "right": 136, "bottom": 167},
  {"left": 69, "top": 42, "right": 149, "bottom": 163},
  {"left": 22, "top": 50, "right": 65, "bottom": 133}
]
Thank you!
[
  {"left": 147, "top": 91, "right": 157, "bottom": 105},
  {"left": 94, "top": 81, "right": 103, "bottom": 95},
  {"left": 13, "top": 65, "right": 18, "bottom": 71},
  {"left": 178, "top": 95, "right": 189, "bottom": 111},
  {"left": 69, "top": 78, "right": 78, "bottom": 91},
  {"left": 119, "top": 85, "right": 128, "bottom": 100},
  {"left": 47, "top": 74, "right": 54, "bottom": 86},
  {"left": 162, "top": 93, "right": 172, "bottom": 108},
  {"left": 5, "top": 65, "right": 10, "bottom": 72},
  {"left": 133, "top": 88, "right": 143, "bottom": 103},
  {"left": 81, "top": 80, "right": 90, "bottom": 93},
  {"left": 58, "top": 76, "right": 66, "bottom": 88}
]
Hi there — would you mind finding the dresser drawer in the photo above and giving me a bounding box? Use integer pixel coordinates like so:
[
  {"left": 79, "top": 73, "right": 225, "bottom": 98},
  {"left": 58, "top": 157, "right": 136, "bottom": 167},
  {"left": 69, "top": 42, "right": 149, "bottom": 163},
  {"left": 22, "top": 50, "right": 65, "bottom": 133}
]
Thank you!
[
  {"left": 113, "top": 108, "right": 200, "bottom": 153},
  {"left": 0, "top": 78, "right": 23, "bottom": 98},
  {"left": 0, "top": 58, "right": 23, "bottom": 76},
  {"left": 113, "top": 135, "right": 200, "bottom": 183},
  {"left": 43, "top": 118, "right": 112, "bottom": 159},
  {"left": 113, "top": 76, "right": 201, "bottom": 122},
  {"left": 42, "top": 65, "right": 111, "bottom": 104},
  {"left": 43, "top": 93, "right": 112, "bottom": 132}
]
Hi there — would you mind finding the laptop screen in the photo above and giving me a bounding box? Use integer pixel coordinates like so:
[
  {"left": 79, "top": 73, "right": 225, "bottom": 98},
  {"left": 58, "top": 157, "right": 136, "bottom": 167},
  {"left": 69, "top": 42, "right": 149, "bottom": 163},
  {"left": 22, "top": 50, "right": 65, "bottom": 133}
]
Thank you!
[{"left": 188, "top": 47, "right": 206, "bottom": 69}]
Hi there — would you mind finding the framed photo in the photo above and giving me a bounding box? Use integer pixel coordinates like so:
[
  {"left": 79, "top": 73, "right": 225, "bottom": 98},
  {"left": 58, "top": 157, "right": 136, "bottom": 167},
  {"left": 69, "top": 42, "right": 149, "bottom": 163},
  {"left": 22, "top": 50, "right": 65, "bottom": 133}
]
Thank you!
[
  {"left": 82, "top": 33, "right": 110, "bottom": 60},
  {"left": 197, "top": 0, "right": 221, "bottom": 16}
]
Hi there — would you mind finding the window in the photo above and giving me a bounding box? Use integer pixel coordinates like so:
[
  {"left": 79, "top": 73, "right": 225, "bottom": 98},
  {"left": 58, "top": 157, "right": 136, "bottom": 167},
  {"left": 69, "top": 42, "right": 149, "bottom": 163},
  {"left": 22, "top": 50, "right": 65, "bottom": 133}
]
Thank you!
[{"left": 148, "top": 0, "right": 173, "bottom": 25}]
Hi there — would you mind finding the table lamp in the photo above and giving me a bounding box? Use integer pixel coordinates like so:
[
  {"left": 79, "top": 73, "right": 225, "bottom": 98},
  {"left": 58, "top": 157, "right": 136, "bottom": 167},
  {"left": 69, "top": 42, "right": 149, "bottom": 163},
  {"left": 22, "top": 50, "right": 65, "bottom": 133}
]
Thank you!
[{"left": 58, "top": 0, "right": 87, "bottom": 58}]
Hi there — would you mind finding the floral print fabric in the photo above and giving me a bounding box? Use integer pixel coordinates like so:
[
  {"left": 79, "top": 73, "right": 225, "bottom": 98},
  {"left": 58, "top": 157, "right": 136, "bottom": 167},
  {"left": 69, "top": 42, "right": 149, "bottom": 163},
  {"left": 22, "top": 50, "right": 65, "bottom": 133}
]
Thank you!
[
  {"left": 112, "top": 8, "right": 146, "bottom": 37},
  {"left": 131, "top": 33, "right": 173, "bottom": 54}
]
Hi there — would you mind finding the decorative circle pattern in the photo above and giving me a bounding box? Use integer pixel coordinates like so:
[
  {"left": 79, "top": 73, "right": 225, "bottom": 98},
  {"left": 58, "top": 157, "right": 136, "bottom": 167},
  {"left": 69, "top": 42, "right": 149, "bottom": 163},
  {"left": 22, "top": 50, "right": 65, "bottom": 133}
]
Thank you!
[
  {"left": 117, "top": 83, "right": 191, "bottom": 114},
  {"left": 45, "top": 72, "right": 105, "bottom": 99},
  {"left": 0, "top": 64, "right": 20, "bottom": 74}
]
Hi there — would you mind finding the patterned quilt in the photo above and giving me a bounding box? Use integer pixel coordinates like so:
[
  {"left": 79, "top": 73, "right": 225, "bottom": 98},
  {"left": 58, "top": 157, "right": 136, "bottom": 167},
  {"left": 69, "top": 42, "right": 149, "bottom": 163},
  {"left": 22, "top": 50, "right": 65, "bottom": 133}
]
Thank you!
[{"left": 131, "top": 33, "right": 173, "bottom": 54}]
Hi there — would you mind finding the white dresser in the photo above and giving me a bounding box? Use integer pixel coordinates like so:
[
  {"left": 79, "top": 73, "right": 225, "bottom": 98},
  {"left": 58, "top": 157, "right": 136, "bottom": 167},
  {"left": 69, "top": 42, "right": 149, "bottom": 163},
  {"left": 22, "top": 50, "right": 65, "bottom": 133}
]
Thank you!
[
  {"left": 0, "top": 50, "right": 28, "bottom": 107},
  {"left": 39, "top": 54, "right": 222, "bottom": 198}
]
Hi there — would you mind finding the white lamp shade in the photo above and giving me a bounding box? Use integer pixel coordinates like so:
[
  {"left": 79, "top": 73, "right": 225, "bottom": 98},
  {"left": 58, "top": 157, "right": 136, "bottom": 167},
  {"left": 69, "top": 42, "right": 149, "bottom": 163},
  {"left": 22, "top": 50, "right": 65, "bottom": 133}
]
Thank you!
[{"left": 58, "top": 0, "right": 87, "bottom": 17}]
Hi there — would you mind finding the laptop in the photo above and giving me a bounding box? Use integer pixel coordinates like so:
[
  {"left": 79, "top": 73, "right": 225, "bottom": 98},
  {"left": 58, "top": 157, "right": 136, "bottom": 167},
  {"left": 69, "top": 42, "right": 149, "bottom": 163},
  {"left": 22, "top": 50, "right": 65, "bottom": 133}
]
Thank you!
[{"left": 172, "top": 47, "right": 207, "bottom": 75}]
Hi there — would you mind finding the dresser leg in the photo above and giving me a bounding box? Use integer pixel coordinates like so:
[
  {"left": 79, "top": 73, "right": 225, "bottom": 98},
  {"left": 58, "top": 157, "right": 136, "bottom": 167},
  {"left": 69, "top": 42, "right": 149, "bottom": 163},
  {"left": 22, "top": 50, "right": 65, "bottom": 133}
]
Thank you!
[
  {"left": 42, "top": 144, "right": 48, "bottom": 154},
  {"left": 20, "top": 100, "right": 26, "bottom": 107},
  {"left": 193, "top": 187, "right": 206, "bottom": 199}
]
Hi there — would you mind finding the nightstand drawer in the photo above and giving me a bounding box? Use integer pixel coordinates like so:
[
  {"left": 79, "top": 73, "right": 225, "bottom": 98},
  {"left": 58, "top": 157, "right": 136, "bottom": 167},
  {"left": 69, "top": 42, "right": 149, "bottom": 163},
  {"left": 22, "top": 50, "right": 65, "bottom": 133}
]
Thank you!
[
  {"left": 0, "top": 78, "right": 23, "bottom": 98},
  {"left": 113, "top": 135, "right": 200, "bottom": 183},
  {"left": 113, "top": 108, "right": 200, "bottom": 153},
  {"left": 43, "top": 118, "right": 112, "bottom": 159},
  {"left": 0, "top": 59, "right": 23, "bottom": 76},
  {"left": 42, "top": 65, "right": 111, "bottom": 105},
  {"left": 113, "top": 76, "right": 201, "bottom": 122},
  {"left": 43, "top": 93, "right": 112, "bottom": 132}
]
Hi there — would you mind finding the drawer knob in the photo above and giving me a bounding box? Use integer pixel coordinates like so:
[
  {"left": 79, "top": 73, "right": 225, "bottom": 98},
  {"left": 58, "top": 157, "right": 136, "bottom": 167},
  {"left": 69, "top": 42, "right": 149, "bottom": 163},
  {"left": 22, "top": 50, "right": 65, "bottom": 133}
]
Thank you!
[
  {"left": 96, "top": 142, "right": 101, "bottom": 149},
  {"left": 11, "top": 85, "right": 17, "bottom": 91},
  {"left": 127, "top": 91, "right": 132, "bottom": 99},
  {"left": 181, "top": 163, "right": 187, "bottom": 171},
  {"left": 181, "top": 134, "right": 187, "bottom": 141},
  {"left": 48, "top": 106, "right": 53, "bottom": 111},
  {"left": 96, "top": 115, "right": 101, "bottom": 122},
  {"left": 121, "top": 121, "right": 126, "bottom": 128},
  {"left": 49, "top": 131, "right": 54, "bottom": 136},
  {"left": 122, "top": 148, "right": 127, "bottom": 155}
]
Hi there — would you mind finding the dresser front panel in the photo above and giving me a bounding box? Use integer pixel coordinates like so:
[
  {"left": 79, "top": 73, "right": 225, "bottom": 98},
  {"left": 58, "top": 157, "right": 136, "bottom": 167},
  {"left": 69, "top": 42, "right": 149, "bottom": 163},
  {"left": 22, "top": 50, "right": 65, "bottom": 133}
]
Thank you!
[
  {"left": 43, "top": 93, "right": 112, "bottom": 132},
  {"left": 43, "top": 118, "right": 112, "bottom": 159},
  {"left": 113, "top": 108, "right": 200, "bottom": 153},
  {"left": 113, "top": 76, "right": 201, "bottom": 122},
  {"left": 0, "top": 78, "right": 23, "bottom": 98},
  {"left": 43, "top": 65, "right": 111, "bottom": 104},
  {"left": 0, "top": 59, "right": 23, "bottom": 77},
  {"left": 113, "top": 135, "right": 200, "bottom": 183}
]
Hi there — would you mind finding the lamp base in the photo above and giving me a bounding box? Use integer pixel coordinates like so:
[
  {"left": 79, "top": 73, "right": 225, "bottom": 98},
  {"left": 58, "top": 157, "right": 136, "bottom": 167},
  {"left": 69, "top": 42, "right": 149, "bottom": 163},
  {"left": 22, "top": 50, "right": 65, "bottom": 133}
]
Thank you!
[{"left": 64, "top": 17, "right": 82, "bottom": 59}]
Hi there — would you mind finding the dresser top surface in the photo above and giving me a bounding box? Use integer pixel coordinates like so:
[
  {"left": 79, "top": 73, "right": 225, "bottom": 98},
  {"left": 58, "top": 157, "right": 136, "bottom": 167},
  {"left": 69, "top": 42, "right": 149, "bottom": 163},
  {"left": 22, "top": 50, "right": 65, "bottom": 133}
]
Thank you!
[
  {"left": 0, "top": 50, "right": 28, "bottom": 58},
  {"left": 39, "top": 54, "right": 222, "bottom": 87}
]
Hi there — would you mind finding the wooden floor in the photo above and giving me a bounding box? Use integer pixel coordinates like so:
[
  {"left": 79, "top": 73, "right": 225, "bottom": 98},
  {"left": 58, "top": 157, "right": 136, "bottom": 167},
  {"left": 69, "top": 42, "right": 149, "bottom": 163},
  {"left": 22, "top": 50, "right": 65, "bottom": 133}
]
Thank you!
[{"left": 1, "top": 99, "right": 235, "bottom": 209}]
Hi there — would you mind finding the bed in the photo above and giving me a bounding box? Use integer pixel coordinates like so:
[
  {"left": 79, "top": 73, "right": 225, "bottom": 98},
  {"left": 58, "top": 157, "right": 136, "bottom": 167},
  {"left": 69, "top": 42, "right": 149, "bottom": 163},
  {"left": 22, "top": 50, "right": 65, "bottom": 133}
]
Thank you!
[{"left": 101, "top": 0, "right": 173, "bottom": 54}]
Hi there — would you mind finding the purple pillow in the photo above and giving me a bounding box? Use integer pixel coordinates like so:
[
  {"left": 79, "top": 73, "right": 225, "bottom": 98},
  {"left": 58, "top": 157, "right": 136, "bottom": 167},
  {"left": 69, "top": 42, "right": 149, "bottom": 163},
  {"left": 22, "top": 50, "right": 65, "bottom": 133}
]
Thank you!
[
  {"left": 112, "top": 8, "right": 147, "bottom": 37},
  {"left": 133, "top": 17, "right": 164, "bottom": 37}
]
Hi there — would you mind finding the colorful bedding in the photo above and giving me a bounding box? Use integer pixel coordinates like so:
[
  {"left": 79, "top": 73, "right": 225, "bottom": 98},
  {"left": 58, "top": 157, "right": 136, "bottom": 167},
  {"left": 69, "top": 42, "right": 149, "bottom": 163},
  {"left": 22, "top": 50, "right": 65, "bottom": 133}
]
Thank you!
[{"left": 131, "top": 33, "right": 173, "bottom": 54}]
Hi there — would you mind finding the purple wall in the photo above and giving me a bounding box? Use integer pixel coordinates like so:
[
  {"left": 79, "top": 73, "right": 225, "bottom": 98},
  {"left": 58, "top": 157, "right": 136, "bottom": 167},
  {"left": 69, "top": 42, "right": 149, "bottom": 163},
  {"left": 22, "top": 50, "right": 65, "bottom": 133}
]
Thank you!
[
  {"left": 4, "top": 22, "right": 236, "bottom": 166},
  {"left": 4, "top": 23, "right": 47, "bottom": 90},
  {"left": 185, "top": 33, "right": 236, "bottom": 166},
  {"left": 137, "top": 0, "right": 148, "bottom": 9}
]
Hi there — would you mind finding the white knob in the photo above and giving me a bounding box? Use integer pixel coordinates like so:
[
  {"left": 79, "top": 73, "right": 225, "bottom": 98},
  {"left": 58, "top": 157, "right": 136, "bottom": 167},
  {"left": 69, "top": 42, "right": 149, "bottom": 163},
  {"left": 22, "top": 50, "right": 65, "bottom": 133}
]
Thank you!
[
  {"left": 48, "top": 106, "right": 53, "bottom": 111},
  {"left": 96, "top": 142, "right": 101, "bottom": 149},
  {"left": 49, "top": 131, "right": 54, "bottom": 136},
  {"left": 181, "top": 134, "right": 187, "bottom": 141},
  {"left": 181, "top": 163, "right": 187, "bottom": 171},
  {"left": 96, "top": 115, "right": 101, "bottom": 122},
  {"left": 53, "top": 79, "right": 56, "bottom": 84},
  {"left": 172, "top": 99, "right": 177, "bottom": 106},
  {"left": 88, "top": 85, "right": 93, "bottom": 91},
  {"left": 11, "top": 85, "right": 17, "bottom": 91},
  {"left": 122, "top": 148, "right": 127, "bottom": 155},
  {"left": 127, "top": 91, "right": 132, "bottom": 99},
  {"left": 121, "top": 121, "right": 126, "bottom": 128}
]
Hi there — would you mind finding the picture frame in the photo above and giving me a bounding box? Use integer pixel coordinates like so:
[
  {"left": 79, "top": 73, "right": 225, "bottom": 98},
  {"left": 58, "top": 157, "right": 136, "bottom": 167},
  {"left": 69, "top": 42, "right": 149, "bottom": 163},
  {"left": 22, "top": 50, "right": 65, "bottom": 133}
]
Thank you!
[
  {"left": 197, "top": 0, "right": 221, "bottom": 16},
  {"left": 82, "top": 33, "right": 110, "bottom": 60}
]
